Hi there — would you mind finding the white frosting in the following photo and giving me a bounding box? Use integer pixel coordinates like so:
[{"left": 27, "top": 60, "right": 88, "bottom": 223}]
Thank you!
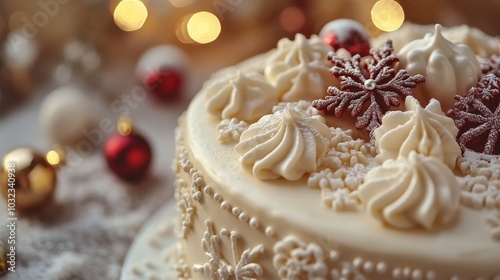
[
  {"left": 235, "top": 105, "right": 331, "bottom": 181},
  {"left": 375, "top": 96, "right": 461, "bottom": 169},
  {"left": 204, "top": 70, "right": 278, "bottom": 122},
  {"left": 264, "top": 34, "right": 333, "bottom": 102},
  {"left": 398, "top": 24, "right": 481, "bottom": 111},
  {"left": 358, "top": 151, "right": 460, "bottom": 230},
  {"left": 442, "top": 24, "right": 500, "bottom": 57}
]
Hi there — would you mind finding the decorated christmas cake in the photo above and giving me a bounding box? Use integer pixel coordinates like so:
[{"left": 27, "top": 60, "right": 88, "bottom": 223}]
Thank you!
[{"left": 173, "top": 20, "right": 500, "bottom": 279}]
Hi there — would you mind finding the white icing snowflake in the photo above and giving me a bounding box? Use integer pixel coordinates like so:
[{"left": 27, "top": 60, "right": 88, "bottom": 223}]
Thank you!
[
  {"left": 321, "top": 128, "right": 377, "bottom": 172},
  {"left": 458, "top": 175, "right": 500, "bottom": 209},
  {"left": 272, "top": 100, "right": 321, "bottom": 116},
  {"left": 193, "top": 220, "right": 264, "bottom": 280},
  {"left": 308, "top": 168, "right": 344, "bottom": 190},
  {"left": 322, "top": 187, "right": 358, "bottom": 211},
  {"left": 218, "top": 118, "right": 249, "bottom": 143},
  {"left": 487, "top": 210, "right": 500, "bottom": 240},
  {"left": 309, "top": 164, "right": 373, "bottom": 211},
  {"left": 457, "top": 152, "right": 500, "bottom": 180},
  {"left": 273, "top": 235, "right": 328, "bottom": 280}
]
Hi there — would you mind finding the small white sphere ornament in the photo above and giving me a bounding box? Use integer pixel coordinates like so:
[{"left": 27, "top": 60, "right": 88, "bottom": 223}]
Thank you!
[
  {"left": 39, "top": 86, "right": 97, "bottom": 146},
  {"left": 135, "top": 45, "right": 189, "bottom": 80}
]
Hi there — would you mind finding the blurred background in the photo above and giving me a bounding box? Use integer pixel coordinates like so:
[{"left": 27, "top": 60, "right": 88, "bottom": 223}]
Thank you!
[{"left": 0, "top": 0, "right": 499, "bottom": 115}]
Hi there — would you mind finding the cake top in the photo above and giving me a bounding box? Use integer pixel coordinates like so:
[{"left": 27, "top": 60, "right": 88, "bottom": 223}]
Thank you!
[{"left": 198, "top": 20, "right": 500, "bottom": 233}]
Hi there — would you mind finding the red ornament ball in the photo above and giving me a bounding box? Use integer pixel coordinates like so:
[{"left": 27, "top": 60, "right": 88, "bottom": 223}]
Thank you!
[
  {"left": 319, "top": 19, "right": 371, "bottom": 56},
  {"left": 104, "top": 132, "right": 152, "bottom": 181},
  {"left": 143, "top": 68, "right": 184, "bottom": 102}
]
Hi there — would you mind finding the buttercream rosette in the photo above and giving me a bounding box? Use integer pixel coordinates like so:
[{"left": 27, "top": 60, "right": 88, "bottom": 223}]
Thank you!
[
  {"left": 398, "top": 24, "right": 481, "bottom": 111},
  {"left": 264, "top": 34, "right": 333, "bottom": 102},
  {"left": 235, "top": 105, "right": 331, "bottom": 181},
  {"left": 374, "top": 96, "right": 461, "bottom": 169},
  {"left": 205, "top": 70, "right": 278, "bottom": 122},
  {"left": 358, "top": 151, "right": 460, "bottom": 230}
]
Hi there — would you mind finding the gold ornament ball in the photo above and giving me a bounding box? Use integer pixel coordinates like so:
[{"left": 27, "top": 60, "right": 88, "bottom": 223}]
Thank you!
[{"left": 1, "top": 148, "right": 57, "bottom": 210}]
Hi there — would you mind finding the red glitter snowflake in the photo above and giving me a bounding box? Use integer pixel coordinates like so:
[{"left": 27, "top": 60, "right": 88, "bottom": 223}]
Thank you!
[
  {"left": 478, "top": 54, "right": 500, "bottom": 78},
  {"left": 312, "top": 40, "right": 425, "bottom": 138},
  {"left": 447, "top": 74, "right": 500, "bottom": 156}
]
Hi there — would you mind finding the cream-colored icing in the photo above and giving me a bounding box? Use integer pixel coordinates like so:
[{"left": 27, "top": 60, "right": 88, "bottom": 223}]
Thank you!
[
  {"left": 441, "top": 24, "right": 500, "bottom": 57},
  {"left": 177, "top": 93, "right": 500, "bottom": 280},
  {"left": 174, "top": 23, "right": 500, "bottom": 280},
  {"left": 372, "top": 23, "right": 500, "bottom": 57},
  {"left": 217, "top": 118, "right": 248, "bottom": 143},
  {"left": 273, "top": 235, "right": 327, "bottom": 279},
  {"left": 235, "top": 105, "right": 331, "bottom": 181},
  {"left": 398, "top": 24, "right": 481, "bottom": 112},
  {"left": 264, "top": 34, "right": 333, "bottom": 102},
  {"left": 204, "top": 70, "right": 278, "bottom": 122},
  {"left": 358, "top": 151, "right": 460, "bottom": 230},
  {"left": 375, "top": 96, "right": 461, "bottom": 169}
]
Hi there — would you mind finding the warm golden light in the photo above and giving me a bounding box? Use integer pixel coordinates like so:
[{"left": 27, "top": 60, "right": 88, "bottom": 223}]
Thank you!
[
  {"left": 169, "top": 0, "right": 194, "bottom": 8},
  {"left": 176, "top": 15, "right": 194, "bottom": 44},
  {"left": 118, "top": 118, "right": 133, "bottom": 136},
  {"left": 46, "top": 150, "right": 61, "bottom": 166},
  {"left": 187, "top": 12, "right": 221, "bottom": 44},
  {"left": 371, "top": 0, "right": 405, "bottom": 32},
  {"left": 113, "top": 0, "right": 148, "bottom": 32}
]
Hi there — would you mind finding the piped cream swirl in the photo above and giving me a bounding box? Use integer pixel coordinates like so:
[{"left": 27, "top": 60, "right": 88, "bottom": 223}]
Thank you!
[
  {"left": 358, "top": 151, "right": 460, "bottom": 230},
  {"left": 235, "top": 105, "right": 331, "bottom": 181},
  {"left": 398, "top": 24, "right": 481, "bottom": 111},
  {"left": 375, "top": 96, "right": 461, "bottom": 169},
  {"left": 264, "top": 34, "right": 332, "bottom": 102},
  {"left": 205, "top": 71, "right": 278, "bottom": 122}
]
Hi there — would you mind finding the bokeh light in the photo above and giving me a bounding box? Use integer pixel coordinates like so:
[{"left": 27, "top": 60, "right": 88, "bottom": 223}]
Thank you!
[
  {"left": 187, "top": 11, "right": 221, "bottom": 44},
  {"left": 113, "top": 0, "right": 148, "bottom": 32},
  {"left": 279, "top": 6, "right": 306, "bottom": 33},
  {"left": 169, "top": 0, "right": 194, "bottom": 8},
  {"left": 118, "top": 118, "right": 133, "bottom": 136},
  {"left": 371, "top": 0, "right": 405, "bottom": 32},
  {"left": 46, "top": 150, "right": 61, "bottom": 166},
  {"left": 176, "top": 14, "right": 194, "bottom": 44}
]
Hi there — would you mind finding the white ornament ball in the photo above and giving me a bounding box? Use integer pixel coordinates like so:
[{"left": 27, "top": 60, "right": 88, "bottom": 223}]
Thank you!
[
  {"left": 135, "top": 45, "right": 189, "bottom": 80},
  {"left": 39, "top": 86, "right": 97, "bottom": 145}
]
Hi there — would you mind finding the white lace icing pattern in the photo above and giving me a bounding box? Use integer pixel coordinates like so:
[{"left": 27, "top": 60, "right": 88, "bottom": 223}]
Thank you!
[
  {"left": 273, "top": 235, "right": 327, "bottom": 279},
  {"left": 264, "top": 34, "right": 333, "bottom": 102},
  {"left": 375, "top": 96, "right": 461, "bottom": 169},
  {"left": 235, "top": 105, "right": 331, "bottom": 181},
  {"left": 205, "top": 70, "right": 278, "bottom": 122},
  {"left": 358, "top": 151, "right": 460, "bottom": 230},
  {"left": 398, "top": 24, "right": 481, "bottom": 111}
]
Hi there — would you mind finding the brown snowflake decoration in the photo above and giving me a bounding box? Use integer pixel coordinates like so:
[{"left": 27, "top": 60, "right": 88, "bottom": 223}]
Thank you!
[
  {"left": 447, "top": 74, "right": 500, "bottom": 156},
  {"left": 478, "top": 53, "right": 500, "bottom": 78},
  {"left": 312, "top": 40, "right": 425, "bottom": 139}
]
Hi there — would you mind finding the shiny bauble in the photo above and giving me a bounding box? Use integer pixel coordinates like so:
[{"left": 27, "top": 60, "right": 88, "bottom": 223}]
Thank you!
[
  {"left": 136, "top": 45, "right": 188, "bottom": 102},
  {"left": 319, "top": 19, "right": 371, "bottom": 56},
  {"left": 142, "top": 67, "right": 184, "bottom": 102},
  {"left": 0, "top": 148, "right": 57, "bottom": 210},
  {"left": 104, "top": 132, "right": 152, "bottom": 182}
]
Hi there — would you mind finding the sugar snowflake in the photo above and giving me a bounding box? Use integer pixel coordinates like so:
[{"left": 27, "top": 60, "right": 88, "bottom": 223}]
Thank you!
[
  {"left": 218, "top": 118, "right": 249, "bottom": 143},
  {"left": 313, "top": 40, "right": 425, "bottom": 139},
  {"left": 479, "top": 54, "right": 500, "bottom": 78},
  {"left": 447, "top": 74, "right": 500, "bottom": 156},
  {"left": 193, "top": 220, "right": 264, "bottom": 280}
]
